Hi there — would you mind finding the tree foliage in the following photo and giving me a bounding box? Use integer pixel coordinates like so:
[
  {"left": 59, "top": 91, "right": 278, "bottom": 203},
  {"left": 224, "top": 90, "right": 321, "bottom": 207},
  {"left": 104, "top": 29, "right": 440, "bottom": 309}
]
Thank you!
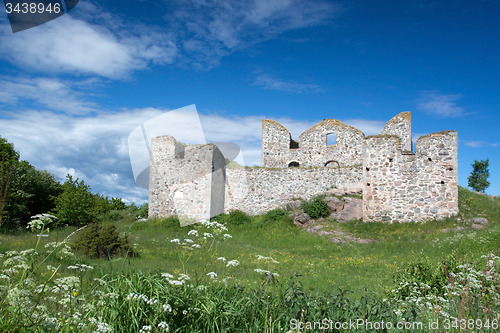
[
  {"left": 1, "top": 136, "right": 62, "bottom": 229},
  {"left": 50, "top": 175, "right": 99, "bottom": 227},
  {"left": 468, "top": 158, "right": 490, "bottom": 193}
]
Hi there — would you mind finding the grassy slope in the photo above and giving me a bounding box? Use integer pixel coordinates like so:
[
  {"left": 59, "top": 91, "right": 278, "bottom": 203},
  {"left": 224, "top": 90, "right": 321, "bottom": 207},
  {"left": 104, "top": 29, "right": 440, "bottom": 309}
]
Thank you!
[{"left": 1, "top": 186, "right": 499, "bottom": 298}]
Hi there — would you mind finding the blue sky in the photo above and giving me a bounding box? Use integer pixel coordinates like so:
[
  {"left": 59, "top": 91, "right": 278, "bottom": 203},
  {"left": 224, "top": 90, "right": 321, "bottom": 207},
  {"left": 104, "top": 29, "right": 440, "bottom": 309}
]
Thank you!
[{"left": 0, "top": 0, "right": 498, "bottom": 204}]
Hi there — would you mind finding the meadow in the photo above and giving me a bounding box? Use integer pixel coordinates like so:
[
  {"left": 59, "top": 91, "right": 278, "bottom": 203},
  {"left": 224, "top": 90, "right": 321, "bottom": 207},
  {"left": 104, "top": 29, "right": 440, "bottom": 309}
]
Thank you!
[{"left": 1, "top": 186, "right": 500, "bottom": 332}]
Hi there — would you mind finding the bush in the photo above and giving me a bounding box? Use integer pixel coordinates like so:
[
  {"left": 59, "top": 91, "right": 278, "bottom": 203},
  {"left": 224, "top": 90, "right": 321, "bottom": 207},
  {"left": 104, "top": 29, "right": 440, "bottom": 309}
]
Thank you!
[
  {"left": 301, "top": 196, "right": 329, "bottom": 219},
  {"left": 215, "top": 210, "right": 251, "bottom": 225},
  {"left": 71, "top": 223, "right": 134, "bottom": 259},
  {"left": 263, "top": 208, "right": 288, "bottom": 222}
]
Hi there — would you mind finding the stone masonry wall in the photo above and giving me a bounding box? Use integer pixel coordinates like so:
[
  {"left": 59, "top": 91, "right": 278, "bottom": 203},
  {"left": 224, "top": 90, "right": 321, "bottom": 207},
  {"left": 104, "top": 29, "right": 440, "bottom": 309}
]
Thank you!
[
  {"left": 379, "top": 112, "right": 412, "bottom": 152},
  {"left": 148, "top": 135, "right": 225, "bottom": 224},
  {"left": 262, "top": 119, "right": 365, "bottom": 168},
  {"left": 225, "top": 166, "right": 363, "bottom": 215},
  {"left": 363, "top": 130, "right": 458, "bottom": 222}
]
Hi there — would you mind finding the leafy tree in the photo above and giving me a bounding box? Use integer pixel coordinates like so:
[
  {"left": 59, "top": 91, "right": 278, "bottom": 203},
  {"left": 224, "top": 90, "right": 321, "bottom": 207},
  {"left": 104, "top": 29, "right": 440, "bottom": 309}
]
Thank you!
[
  {"left": 1, "top": 136, "right": 62, "bottom": 229},
  {"left": 468, "top": 158, "right": 490, "bottom": 193},
  {"left": 3, "top": 161, "right": 62, "bottom": 228},
  {"left": 51, "top": 175, "right": 98, "bottom": 227},
  {"left": 1, "top": 136, "right": 18, "bottom": 226}
]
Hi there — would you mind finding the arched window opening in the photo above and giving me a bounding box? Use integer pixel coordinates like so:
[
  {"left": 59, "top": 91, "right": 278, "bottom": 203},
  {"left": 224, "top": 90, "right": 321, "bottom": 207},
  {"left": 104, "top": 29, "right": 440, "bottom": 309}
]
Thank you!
[
  {"left": 325, "top": 160, "right": 339, "bottom": 168},
  {"left": 327, "top": 133, "right": 337, "bottom": 146},
  {"left": 288, "top": 161, "right": 300, "bottom": 167}
]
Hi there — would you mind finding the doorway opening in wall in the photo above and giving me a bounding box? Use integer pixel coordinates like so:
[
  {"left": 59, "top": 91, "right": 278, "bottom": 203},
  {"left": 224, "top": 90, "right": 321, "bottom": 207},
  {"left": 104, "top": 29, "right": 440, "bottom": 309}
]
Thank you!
[
  {"left": 288, "top": 161, "right": 300, "bottom": 167},
  {"left": 325, "top": 160, "right": 339, "bottom": 168},
  {"left": 327, "top": 133, "right": 337, "bottom": 146}
]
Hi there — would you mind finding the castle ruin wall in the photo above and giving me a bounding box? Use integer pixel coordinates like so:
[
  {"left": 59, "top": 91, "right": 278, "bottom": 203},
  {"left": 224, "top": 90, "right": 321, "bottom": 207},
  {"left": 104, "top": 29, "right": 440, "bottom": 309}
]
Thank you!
[
  {"left": 363, "top": 130, "right": 458, "bottom": 222},
  {"left": 148, "top": 135, "right": 225, "bottom": 224},
  {"left": 225, "top": 166, "right": 363, "bottom": 215}
]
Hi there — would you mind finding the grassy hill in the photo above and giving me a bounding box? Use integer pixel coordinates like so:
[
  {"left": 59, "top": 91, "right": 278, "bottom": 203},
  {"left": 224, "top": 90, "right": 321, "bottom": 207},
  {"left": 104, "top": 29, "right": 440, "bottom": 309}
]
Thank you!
[{"left": 1, "top": 186, "right": 499, "bottom": 332}]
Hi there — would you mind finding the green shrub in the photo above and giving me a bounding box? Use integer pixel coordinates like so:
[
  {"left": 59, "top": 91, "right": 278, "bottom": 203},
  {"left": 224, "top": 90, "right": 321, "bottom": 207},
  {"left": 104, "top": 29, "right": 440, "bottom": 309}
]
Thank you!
[
  {"left": 71, "top": 223, "right": 134, "bottom": 259},
  {"left": 301, "top": 196, "right": 329, "bottom": 219},
  {"left": 264, "top": 208, "right": 288, "bottom": 222},
  {"left": 136, "top": 203, "right": 148, "bottom": 218},
  {"left": 215, "top": 210, "right": 251, "bottom": 225}
]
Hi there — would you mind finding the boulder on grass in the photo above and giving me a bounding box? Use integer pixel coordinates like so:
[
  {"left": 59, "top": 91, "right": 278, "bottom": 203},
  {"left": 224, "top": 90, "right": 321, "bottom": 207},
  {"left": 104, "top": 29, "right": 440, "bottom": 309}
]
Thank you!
[{"left": 293, "top": 213, "right": 310, "bottom": 226}]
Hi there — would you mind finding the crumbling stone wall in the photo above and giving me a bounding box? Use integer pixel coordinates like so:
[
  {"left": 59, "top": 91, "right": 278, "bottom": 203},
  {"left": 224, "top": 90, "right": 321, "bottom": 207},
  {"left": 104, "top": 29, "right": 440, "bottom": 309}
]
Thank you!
[
  {"left": 149, "top": 112, "right": 458, "bottom": 224},
  {"left": 225, "top": 166, "right": 363, "bottom": 214},
  {"left": 262, "top": 119, "right": 364, "bottom": 168},
  {"left": 363, "top": 130, "right": 458, "bottom": 222},
  {"left": 379, "top": 112, "right": 412, "bottom": 152},
  {"left": 148, "top": 135, "right": 225, "bottom": 224}
]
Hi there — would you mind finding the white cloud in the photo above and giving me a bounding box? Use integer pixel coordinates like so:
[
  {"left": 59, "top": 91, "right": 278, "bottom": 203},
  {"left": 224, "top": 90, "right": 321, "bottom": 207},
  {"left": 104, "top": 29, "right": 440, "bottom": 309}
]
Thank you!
[
  {"left": 0, "top": 76, "right": 100, "bottom": 115},
  {"left": 253, "top": 73, "right": 325, "bottom": 93},
  {"left": 0, "top": 106, "right": 392, "bottom": 203},
  {"left": 417, "top": 91, "right": 467, "bottom": 118},
  {"left": 0, "top": 3, "right": 177, "bottom": 79},
  {"left": 464, "top": 141, "right": 499, "bottom": 148},
  {"left": 0, "top": 0, "right": 340, "bottom": 76}
]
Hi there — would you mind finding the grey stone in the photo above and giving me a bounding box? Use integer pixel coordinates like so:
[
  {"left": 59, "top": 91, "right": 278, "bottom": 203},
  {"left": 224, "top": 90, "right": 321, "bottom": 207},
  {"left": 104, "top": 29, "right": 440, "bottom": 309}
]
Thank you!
[
  {"left": 286, "top": 200, "right": 303, "bottom": 211},
  {"left": 472, "top": 224, "right": 485, "bottom": 230},
  {"left": 329, "top": 237, "right": 346, "bottom": 243},
  {"left": 294, "top": 213, "right": 310, "bottom": 225},
  {"left": 472, "top": 217, "right": 489, "bottom": 225},
  {"left": 324, "top": 196, "right": 344, "bottom": 213}
]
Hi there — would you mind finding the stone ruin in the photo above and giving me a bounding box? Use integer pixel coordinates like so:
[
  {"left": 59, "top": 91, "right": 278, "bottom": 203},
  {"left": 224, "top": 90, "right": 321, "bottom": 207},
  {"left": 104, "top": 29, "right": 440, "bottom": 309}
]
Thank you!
[{"left": 148, "top": 112, "right": 458, "bottom": 223}]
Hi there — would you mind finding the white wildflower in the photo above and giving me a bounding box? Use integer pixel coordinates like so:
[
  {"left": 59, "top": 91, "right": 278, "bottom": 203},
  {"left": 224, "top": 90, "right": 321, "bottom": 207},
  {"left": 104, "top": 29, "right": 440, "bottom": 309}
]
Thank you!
[{"left": 226, "top": 260, "right": 239, "bottom": 267}]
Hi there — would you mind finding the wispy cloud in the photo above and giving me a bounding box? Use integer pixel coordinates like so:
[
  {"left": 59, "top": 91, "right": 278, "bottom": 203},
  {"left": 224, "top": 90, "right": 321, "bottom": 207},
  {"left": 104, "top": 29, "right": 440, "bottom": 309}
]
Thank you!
[
  {"left": 1, "top": 106, "right": 389, "bottom": 202},
  {"left": 253, "top": 73, "right": 325, "bottom": 93},
  {"left": 0, "top": 0, "right": 340, "bottom": 77},
  {"left": 0, "top": 2, "right": 177, "bottom": 79},
  {"left": 464, "top": 141, "right": 499, "bottom": 148},
  {"left": 0, "top": 76, "right": 100, "bottom": 115},
  {"left": 168, "top": 0, "right": 341, "bottom": 69},
  {"left": 417, "top": 91, "right": 468, "bottom": 118}
]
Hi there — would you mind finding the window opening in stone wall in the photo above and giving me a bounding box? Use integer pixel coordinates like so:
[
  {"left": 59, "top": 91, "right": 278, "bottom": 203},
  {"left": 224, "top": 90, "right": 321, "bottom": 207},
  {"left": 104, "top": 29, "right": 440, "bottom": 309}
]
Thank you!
[
  {"left": 389, "top": 158, "right": 393, "bottom": 162},
  {"left": 290, "top": 137, "right": 299, "bottom": 149},
  {"left": 325, "top": 160, "right": 339, "bottom": 168},
  {"left": 288, "top": 161, "right": 300, "bottom": 167},
  {"left": 441, "top": 180, "right": 445, "bottom": 184},
  {"left": 326, "top": 133, "right": 337, "bottom": 146}
]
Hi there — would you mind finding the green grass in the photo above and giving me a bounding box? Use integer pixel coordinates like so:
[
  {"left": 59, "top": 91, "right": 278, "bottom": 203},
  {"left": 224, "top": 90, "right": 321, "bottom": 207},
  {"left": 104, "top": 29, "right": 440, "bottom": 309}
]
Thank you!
[
  {"left": 1, "top": 186, "right": 500, "bottom": 331},
  {"left": 2, "top": 186, "right": 497, "bottom": 301},
  {"left": 0, "top": 187, "right": 498, "bottom": 291}
]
